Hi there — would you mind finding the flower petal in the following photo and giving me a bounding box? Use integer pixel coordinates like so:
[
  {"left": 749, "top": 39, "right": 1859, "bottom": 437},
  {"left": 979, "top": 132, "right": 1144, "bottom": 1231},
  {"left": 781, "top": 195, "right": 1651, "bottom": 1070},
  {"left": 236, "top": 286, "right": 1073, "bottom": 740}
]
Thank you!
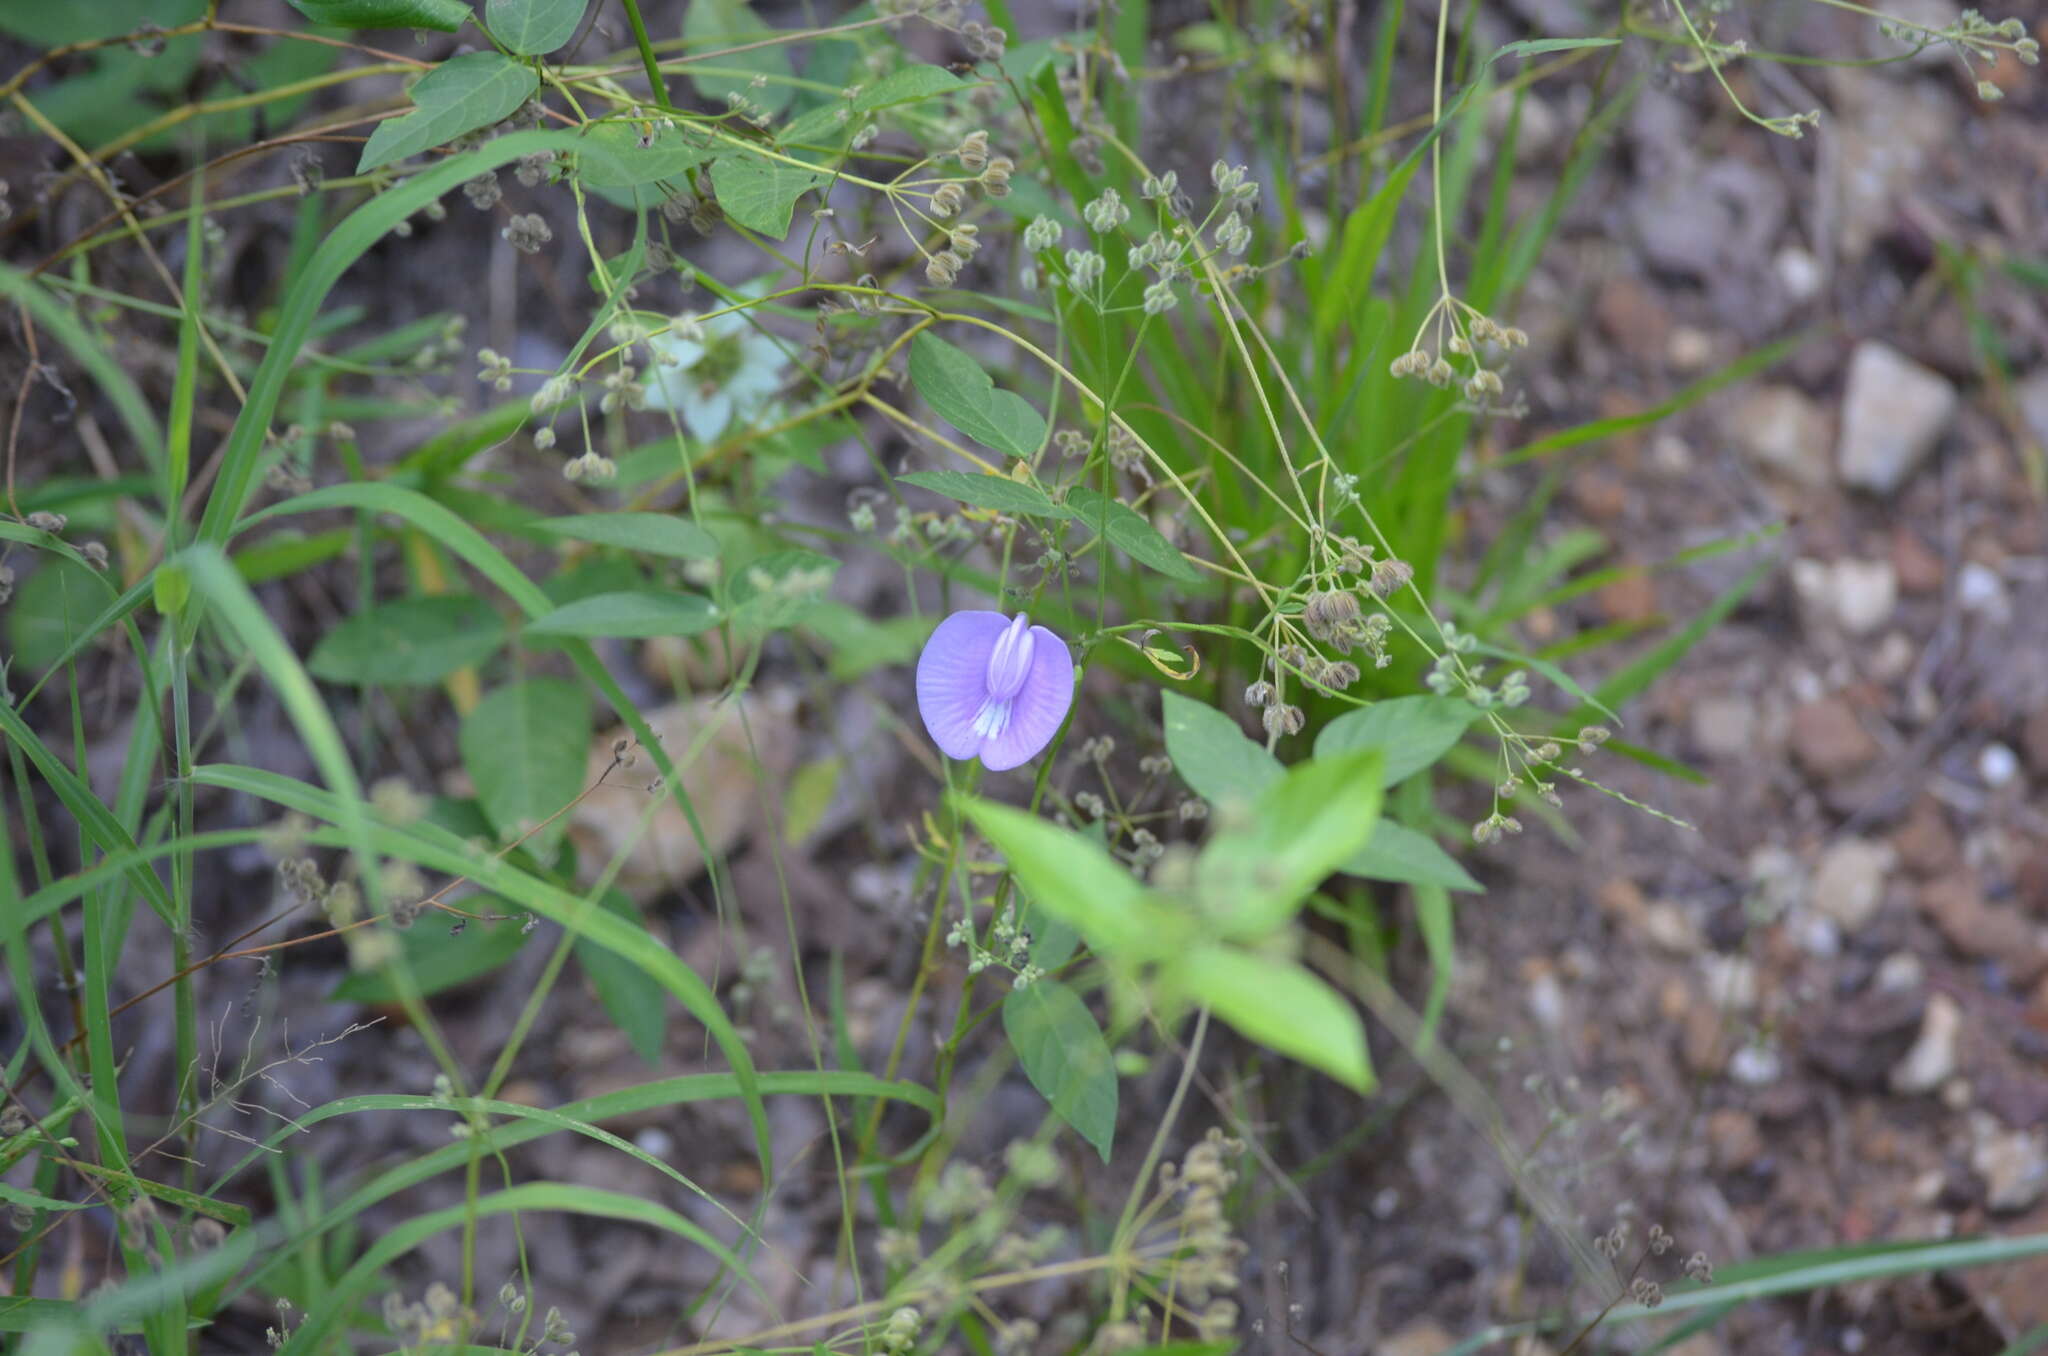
[
  {"left": 684, "top": 392, "right": 734, "bottom": 442},
  {"left": 979, "top": 625, "right": 1074, "bottom": 770},
  {"left": 915, "top": 611, "right": 1010, "bottom": 760}
]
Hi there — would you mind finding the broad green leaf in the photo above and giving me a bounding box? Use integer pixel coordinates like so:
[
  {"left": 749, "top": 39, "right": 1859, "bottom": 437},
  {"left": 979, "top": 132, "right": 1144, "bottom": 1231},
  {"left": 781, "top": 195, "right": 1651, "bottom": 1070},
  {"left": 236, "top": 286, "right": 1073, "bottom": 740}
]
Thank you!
[
  {"left": 907, "top": 332, "right": 1046, "bottom": 461},
  {"left": 523, "top": 591, "right": 721, "bottom": 638},
  {"left": 7, "top": 559, "right": 106, "bottom": 671},
  {"left": 1065, "top": 487, "right": 1203, "bottom": 584},
  {"left": 1173, "top": 945, "right": 1372, "bottom": 1090},
  {"left": 713, "top": 155, "right": 827, "bottom": 236},
  {"left": 459, "top": 677, "right": 590, "bottom": 856},
  {"left": 540, "top": 512, "right": 718, "bottom": 560},
  {"left": 896, "top": 469, "right": 1072, "bottom": 519},
  {"left": 1344, "top": 821, "right": 1482, "bottom": 892},
  {"left": 307, "top": 595, "right": 506, "bottom": 684},
  {"left": 575, "top": 122, "right": 714, "bottom": 189},
  {"left": 287, "top": 0, "right": 470, "bottom": 28},
  {"left": 1160, "top": 691, "right": 1280, "bottom": 809},
  {"left": 1313, "top": 696, "right": 1480, "bottom": 786},
  {"left": 1018, "top": 887, "right": 1080, "bottom": 972},
  {"left": 358, "top": 52, "right": 538, "bottom": 172},
  {"left": 853, "top": 65, "right": 966, "bottom": 111},
  {"left": 955, "top": 796, "right": 1164, "bottom": 959},
  {"left": 683, "top": 0, "right": 794, "bottom": 114},
  {"left": 1002, "top": 979, "right": 1117, "bottom": 1161},
  {"left": 1197, "top": 748, "right": 1384, "bottom": 937},
  {"left": 330, "top": 911, "right": 533, "bottom": 1003},
  {"left": 485, "top": 0, "right": 584, "bottom": 53},
  {"left": 575, "top": 889, "right": 669, "bottom": 1063}
]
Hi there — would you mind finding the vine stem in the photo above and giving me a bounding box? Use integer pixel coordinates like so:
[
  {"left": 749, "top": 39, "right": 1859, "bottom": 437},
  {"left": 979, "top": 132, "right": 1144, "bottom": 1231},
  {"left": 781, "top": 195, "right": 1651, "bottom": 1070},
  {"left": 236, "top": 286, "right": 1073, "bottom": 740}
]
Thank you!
[{"left": 617, "top": 0, "right": 671, "bottom": 111}]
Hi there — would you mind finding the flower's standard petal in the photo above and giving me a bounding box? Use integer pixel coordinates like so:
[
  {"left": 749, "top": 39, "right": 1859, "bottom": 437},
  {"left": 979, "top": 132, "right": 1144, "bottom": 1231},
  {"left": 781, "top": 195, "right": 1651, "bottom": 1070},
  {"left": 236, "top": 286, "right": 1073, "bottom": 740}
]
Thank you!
[
  {"left": 916, "top": 611, "right": 1010, "bottom": 760},
  {"left": 979, "top": 624, "right": 1074, "bottom": 770}
]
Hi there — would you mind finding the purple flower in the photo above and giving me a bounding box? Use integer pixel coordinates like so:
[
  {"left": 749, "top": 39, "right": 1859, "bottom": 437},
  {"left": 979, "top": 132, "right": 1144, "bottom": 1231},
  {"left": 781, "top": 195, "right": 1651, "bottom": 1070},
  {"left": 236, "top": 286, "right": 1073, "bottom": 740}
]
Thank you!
[{"left": 916, "top": 611, "right": 1074, "bottom": 771}]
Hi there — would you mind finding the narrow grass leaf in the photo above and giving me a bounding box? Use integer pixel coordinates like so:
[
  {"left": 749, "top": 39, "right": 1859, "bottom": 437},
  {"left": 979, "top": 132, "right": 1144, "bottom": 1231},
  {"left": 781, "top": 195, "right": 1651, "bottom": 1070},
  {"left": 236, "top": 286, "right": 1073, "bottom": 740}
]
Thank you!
[{"left": 539, "top": 511, "right": 719, "bottom": 559}]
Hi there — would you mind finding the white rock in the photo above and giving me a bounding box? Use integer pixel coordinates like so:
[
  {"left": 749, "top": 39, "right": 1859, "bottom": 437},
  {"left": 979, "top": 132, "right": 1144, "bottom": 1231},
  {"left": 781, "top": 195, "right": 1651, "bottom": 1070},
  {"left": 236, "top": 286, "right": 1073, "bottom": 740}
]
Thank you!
[
  {"left": 1812, "top": 838, "right": 1896, "bottom": 930},
  {"left": 1775, "top": 245, "right": 1822, "bottom": 301},
  {"left": 1527, "top": 967, "right": 1568, "bottom": 1031},
  {"left": 1793, "top": 557, "right": 1898, "bottom": 636},
  {"left": 1874, "top": 950, "right": 1925, "bottom": 992},
  {"left": 1699, "top": 954, "right": 1759, "bottom": 1011},
  {"left": 1790, "top": 908, "right": 1843, "bottom": 958},
  {"left": 1691, "top": 695, "right": 1756, "bottom": 760},
  {"left": 1891, "top": 992, "right": 1961, "bottom": 1093},
  {"left": 1644, "top": 901, "right": 1703, "bottom": 955},
  {"left": 1980, "top": 743, "right": 2020, "bottom": 788},
  {"left": 1971, "top": 1113, "right": 2048, "bottom": 1213},
  {"left": 1667, "top": 326, "right": 1715, "bottom": 371},
  {"left": 1734, "top": 385, "right": 1832, "bottom": 486},
  {"left": 1730, "top": 1042, "right": 1782, "bottom": 1086},
  {"left": 1837, "top": 342, "right": 1958, "bottom": 493},
  {"left": 1747, "top": 845, "right": 1810, "bottom": 919},
  {"left": 1957, "top": 562, "right": 2011, "bottom": 623}
]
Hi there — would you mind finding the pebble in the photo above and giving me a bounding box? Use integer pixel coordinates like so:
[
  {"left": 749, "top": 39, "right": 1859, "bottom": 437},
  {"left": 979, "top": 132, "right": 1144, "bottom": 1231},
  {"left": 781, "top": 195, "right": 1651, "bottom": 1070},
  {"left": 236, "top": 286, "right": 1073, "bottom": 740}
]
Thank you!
[
  {"left": 1792, "top": 557, "right": 1898, "bottom": 636},
  {"left": 1958, "top": 562, "right": 2011, "bottom": 623},
  {"left": 1971, "top": 1114, "right": 2048, "bottom": 1213},
  {"left": 1707, "top": 1107, "right": 1764, "bottom": 1171},
  {"left": 1892, "top": 797, "right": 1960, "bottom": 876},
  {"left": 1812, "top": 838, "right": 1896, "bottom": 929},
  {"left": 1699, "top": 954, "right": 1759, "bottom": 1011},
  {"left": 1790, "top": 697, "right": 1881, "bottom": 781},
  {"left": 1890, "top": 992, "right": 1962, "bottom": 1093},
  {"left": 1667, "top": 326, "right": 1715, "bottom": 371},
  {"left": 1891, "top": 526, "right": 1944, "bottom": 594},
  {"left": 2019, "top": 369, "right": 2048, "bottom": 450},
  {"left": 1918, "top": 876, "right": 2048, "bottom": 983},
  {"left": 1774, "top": 245, "right": 1823, "bottom": 302},
  {"left": 1645, "top": 901, "right": 1704, "bottom": 956},
  {"left": 1981, "top": 743, "right": 2021, "bottom": 788},
  {"left": 2027, "top": 709, "right": 2048, "bottom": 773},
  {"left": 1732, "top": 384, "right": 1832, "bottom": 486},
  {"left": 1595, "top": 275, "right": 1673, "bottom": 355},
  {"left": 1836, "top": 341, "right": 1959, "bottom": 494},
  {"left": 1874, "top": 950, "right": 1926, "bottom": 993},
  {"left": 1526, "top": 961, "right": 1568, "bottom": 1031},
  {"left": 1690, "top": 695, "right": 1756, "bottom": 760},
  {"left": 1730, "top": 1042, "right": 1783, "bottom": 1086},
  {"left": 1748, "top": 844, "right": 1811, "bottom": 918},
  {"left": 1380, "top": 1318, "right": 1457, "bottom": 1356}
]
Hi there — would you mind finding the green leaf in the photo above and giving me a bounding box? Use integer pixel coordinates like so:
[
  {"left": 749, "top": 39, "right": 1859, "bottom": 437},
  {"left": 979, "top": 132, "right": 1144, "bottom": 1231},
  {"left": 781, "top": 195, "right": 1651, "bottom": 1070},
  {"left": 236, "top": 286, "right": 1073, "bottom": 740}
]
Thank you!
[
  {"left": 1064, "top": 487, "right": 1203, "bottom": 583},
  {"left": 1197, "top": 748, "right": 1384, "bottom": 937},
  {"left": 576, "top": 889, "right": 669, "bottom": 1063},
  {"left": 853, "top": 65, "right": 965, "bottom": 111},
  {"left": 575, "top": 122, "right": 714, "bottom": 189},
  {"left": 523, "top": 591, "right": 721, "bottom": 639},
  {"left": 459, "top": 677, "right": 590, "bottom": 857},
  {"left": 1344, "top": 821, "right": 1482, "bottom": 892},
  {"left": 728, "top": 549, "right": 838, "bottom": 630},
  {"left": 1002, "top": 979, "right": 1117, "bottom": 1162},
  {"left": 1160, "top": 691, "right": 1280, "bottom": 809},
  {"left": 357, "top": 51, "right": 538, "bottom": 172},
  {"left": 896, "top": 469, "right": 1072, "bottom": 519},
  {"left": 6, "top": 559, "right": 107, "bottom": 671},
  {"left": 539, "top": 512, "right": 719, "bottom": 559},
  {"left": 307, "top": 595, "right": 507, "bottom": 684},
  {"left": 1173, "top": 945, "right": 1372, "bottom": 1090},
  {"left": 907, "top": 331, "right": 1046, "bottom": 461},
  {"left": 1313, "top": 695, "right": 1480, "bottom": 786},
  {"left": 1017, "top": 887, "right": 1080, "bottom": 972},
  {"left": 1488, "top": 36, "right": 1622, "bottom": 64},
  {"left": 713, "top": 155, "right": 827, "bottom": 236},
  {"left": 955, "top": 796, "right": 1166, "bottom": 959},
  {"left": 485, "top": 0, "right": 584, "bottom": 53},
  {"left": 683, "top": 0, "right": 794, "bottom": 114},
  {"left": 331, "top": 912, "right": 533, "bottom": 1003},
  {"left": 287, "top": 0, "right": 471, "bottom": 29}
]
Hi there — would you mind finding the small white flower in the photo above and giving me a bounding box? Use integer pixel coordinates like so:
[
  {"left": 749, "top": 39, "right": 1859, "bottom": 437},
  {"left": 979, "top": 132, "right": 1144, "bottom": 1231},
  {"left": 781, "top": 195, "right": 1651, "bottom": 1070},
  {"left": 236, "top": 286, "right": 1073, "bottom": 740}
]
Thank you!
[{"left": 642, "top": 292, "right": 787, "bottom": 442}]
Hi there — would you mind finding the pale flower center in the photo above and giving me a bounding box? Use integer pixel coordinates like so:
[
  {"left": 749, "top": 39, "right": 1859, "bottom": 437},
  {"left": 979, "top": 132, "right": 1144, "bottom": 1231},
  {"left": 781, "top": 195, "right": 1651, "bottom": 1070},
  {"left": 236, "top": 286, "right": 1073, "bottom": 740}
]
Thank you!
[{"left": 971, "top": 614, "right": 1035, "bottom": 740}]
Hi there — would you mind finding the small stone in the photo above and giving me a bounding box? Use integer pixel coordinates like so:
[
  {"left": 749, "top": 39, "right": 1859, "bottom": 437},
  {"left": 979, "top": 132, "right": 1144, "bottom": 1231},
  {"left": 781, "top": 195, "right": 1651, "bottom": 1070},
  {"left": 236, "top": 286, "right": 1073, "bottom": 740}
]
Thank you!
[
  {"left": 1569, "top": 468, "right": 1629, "bottom": 521},
  {"left": 1644, "top": 901, "right": 1703, "bottom": 955},
  {"left": 2024, "top": 709, "right": 2048, "bottom": 773},
  {"left": 1774, "top": 245, "right": 1822, "bottom": 302},
  {"left": 1868, "top": 632, "right": 1916, "bottom": 684},
  {"left": 1595, "top": 275, "right": 1672, "bottom": 355},
  {"left": 1706, "top": 1107, "right": 1763, "bottom": 1170},
  {"left": 1874, "top": 950, "right": 1925, "bottom": 992},
  {"left": 1699, "top": 954, "right": 1758, "bottom": 1010},
  {"left": 1667, "top": 326, "right": 1715, "bottom": 372},
  {"left": 1748, "top": 845, "right": 1810, "bottom": 918},
  {"left": 1732, "top": 385, "right": 1832, "bottom": 487},
  {"left": 1690, "top": 695, "right": 1756, "bottom": 760},
  {"left": 1597, "top": 568, "right": 1658, "bottom": 624},
  {"left": 1981, "top": 743, "right": 2021, "bottom": 788},
  {"left": 1837, "top": 341, "right": 1959, "bottom": 494},
  {"left": 1890, "top": 992, "right": 1961, "bottom": 1093},
  {"left": 1813, "top": 838, "right": 1895, "bottom": 929},
  {"left": 1525, "top": 963, "right": 1568, "bottom": 1031},
  {"left": 1892, "top": 797, "right": 1959, "bottom": 876},
  {"left": 1918, "top": 876, "right": 2048, "bottom": 982},
  {"left": 1958, "top": 562, "right": 2011, "bottom": 622},
  {"left": 1792, "top": 557, "right": 1897, "bottom": 636},
  {"left": 1791, "top": 697, "right": 1881, "bottom": 781},
  {"left": 1891, "top": 526, "right": 1944, "bottom": 594},
  {"left": 1730, "top": 1042, "right": 1782, "bottom": 1086},
  {"left": 1971, "top": 1114, "right": 2048, "bottom": 1213},
  {"left": 1599, "top": 876, "right": 1648, "bottom": 928}
]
